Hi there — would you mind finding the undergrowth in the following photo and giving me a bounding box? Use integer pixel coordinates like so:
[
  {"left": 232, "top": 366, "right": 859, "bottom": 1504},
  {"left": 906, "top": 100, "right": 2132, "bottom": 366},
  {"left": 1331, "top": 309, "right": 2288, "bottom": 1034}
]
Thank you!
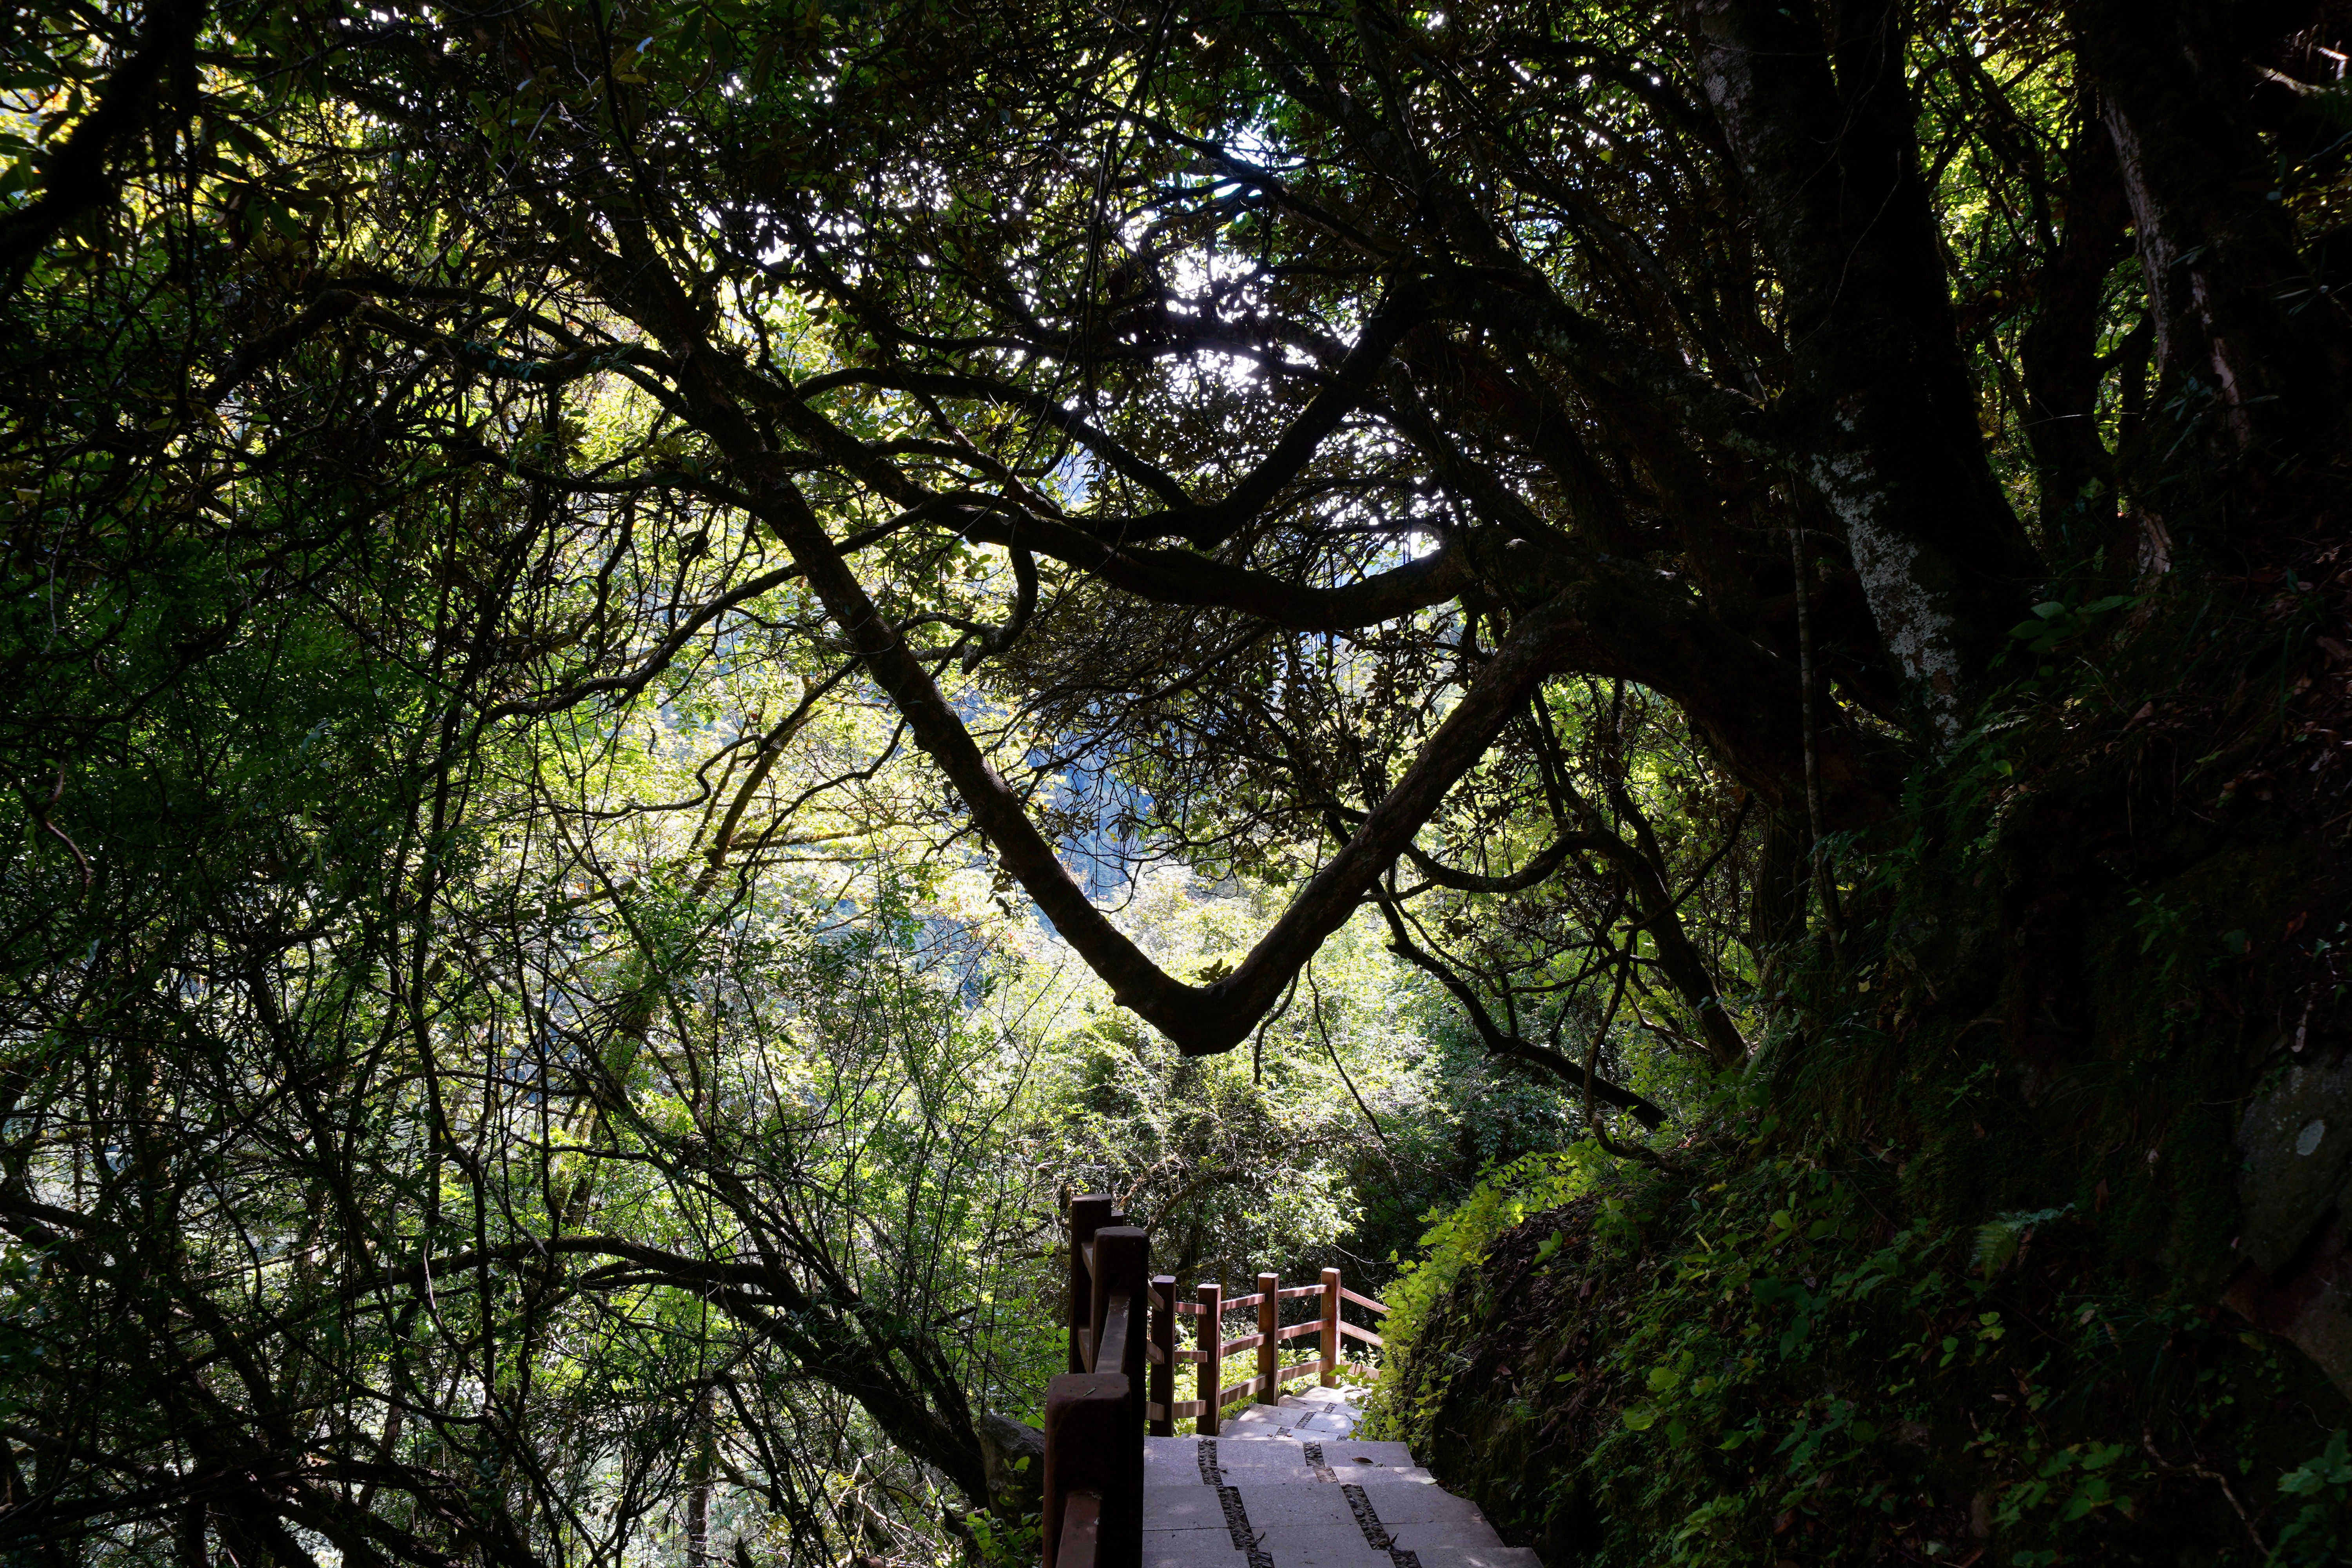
[
  {"left": 1350, "top": 459, "right": 2352, "bottom": 1567},
  {"left": 1367, "top": 1122, "right": 2351, "bottom": 1566},
  {"left": 1370, "top": 1150, "right": 1595, "bottom": 1367}
]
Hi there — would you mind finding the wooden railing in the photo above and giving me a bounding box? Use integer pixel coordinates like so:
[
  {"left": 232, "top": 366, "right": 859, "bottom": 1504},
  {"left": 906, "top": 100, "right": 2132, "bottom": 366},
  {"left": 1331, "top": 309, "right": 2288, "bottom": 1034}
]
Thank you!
[{"left": 1040, "top": 1192, "right": 1390, "bottom": 1568}]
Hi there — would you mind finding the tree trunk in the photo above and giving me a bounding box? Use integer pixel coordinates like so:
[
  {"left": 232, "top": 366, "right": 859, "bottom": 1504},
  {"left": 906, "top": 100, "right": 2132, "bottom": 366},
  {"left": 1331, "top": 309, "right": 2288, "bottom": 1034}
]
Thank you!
[
  {"left": 1683, "top": 0, "right": 2043, "bottom": 735},
  {"left": 2073, "top": 0, "right": 2351, "bottom": 485},
  {"left": 2018, "top": 114, "right": 2134, "bottom": 570}
]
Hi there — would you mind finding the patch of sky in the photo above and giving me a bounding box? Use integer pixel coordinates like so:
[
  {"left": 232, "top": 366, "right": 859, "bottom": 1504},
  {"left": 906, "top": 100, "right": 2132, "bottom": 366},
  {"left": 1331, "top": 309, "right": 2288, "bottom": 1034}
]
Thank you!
[
  {"left": 948, "top": 685, "right": 1147, "bottom": 908},
  {"left": 1050, "top": 757, "right": 1153, "bottom": 906},
  {"left": 1047, "top": 450, "right": 1096, "bottom": 511}
]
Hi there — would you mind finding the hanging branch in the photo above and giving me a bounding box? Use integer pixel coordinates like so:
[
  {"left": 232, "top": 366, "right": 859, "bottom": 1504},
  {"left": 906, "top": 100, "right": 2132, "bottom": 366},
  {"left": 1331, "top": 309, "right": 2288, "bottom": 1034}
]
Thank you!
[
  {"left": 1789, "top": 524, "right": 1846, "bottom": 955},
  {"left": 1373, "top": 889, "right": 1669, "bottom": 1127},
  {"left": 1307, "top": 967, "right": 1394, "bottom": 1154},
  {"left": 1580, "top": 934, "right": 1680, "bottom": 1172}
]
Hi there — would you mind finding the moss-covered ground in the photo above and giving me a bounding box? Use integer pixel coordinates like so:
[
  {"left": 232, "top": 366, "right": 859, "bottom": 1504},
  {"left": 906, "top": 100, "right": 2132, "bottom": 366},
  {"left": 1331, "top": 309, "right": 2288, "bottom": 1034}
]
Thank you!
[
  {"left": 1366, "top": 1134, "right": 2350, "bottom": 1565},
  {"left": 1365, "top": 548, "right": 2352, "bottom": 1566}
]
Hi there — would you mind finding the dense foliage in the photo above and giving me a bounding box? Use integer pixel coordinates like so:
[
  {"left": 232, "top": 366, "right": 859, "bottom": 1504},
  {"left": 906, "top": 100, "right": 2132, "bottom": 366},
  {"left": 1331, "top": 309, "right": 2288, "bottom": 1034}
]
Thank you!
[
  {"left": 1373, "top": 1139, "right": 2352, "bottom": 1567},
  {"left": 6, "top": 0, "right": 2352, "bottom": 1563}
]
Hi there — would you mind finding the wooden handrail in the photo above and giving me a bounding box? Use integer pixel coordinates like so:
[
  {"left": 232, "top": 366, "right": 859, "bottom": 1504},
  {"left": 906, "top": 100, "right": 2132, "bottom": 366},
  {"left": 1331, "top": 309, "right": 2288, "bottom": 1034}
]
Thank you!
[
  {"left": 1147, "top": 1361, "right": 1379, "bottom": 1422},
  {"left": 1096, "top": 1294, "right": 1132, "bottom": 1376},
  {"left": 1194, "top": 1280, "right": 1221, "bottom": 1438},
  {"left": 1045, "top": 1193, "right": 1395, "bottom": 1563},
  {"left": 1256, "top": 1272, "right": 1278, "bottom": 1414},
  {"left": 1057, "top": 1492, "right": 1101, "bottom": 1568},
  {"left": 1187, "top": 1286, "right": 1386, "bottom": 1320},
  {"left": 1054, "top": 1204, "right": 1144, "bottom": 1568},
  {"left": 1067, "top": 1194, "right": 1112, "bottom": 1377},
  {"left": 1199, "top": 1322, "right": 1330, "bottom": 1355},
  {"left": 1148, "top": 1273, "right": 1175, "bottom": 1436},
  {"left": 1042, "top": 1372, "right": 1133, "bottom": 1568},
  {"left": 1319, "top": 1267, "right": 1341, "bottom": 1388},
  {"left": 1216, "top": 1360, "right": 1323, "bottom": 1404}
]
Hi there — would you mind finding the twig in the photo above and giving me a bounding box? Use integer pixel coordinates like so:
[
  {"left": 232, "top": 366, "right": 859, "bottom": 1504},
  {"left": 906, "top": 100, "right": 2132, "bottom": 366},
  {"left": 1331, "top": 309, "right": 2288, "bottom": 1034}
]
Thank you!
[
  {"left": 1790, "top": 526, "right": 1844, "bottom": 953},
  {"left": 2141, "top": 1428, "right": 2265, "bottom": 1555},
  {"left": 1307, "top": 969, "right": 1392, "bottom": 1154},
  {"left": 18, "top": 768, "right": 91, "bottom": 887},
  {"left": 1583, "top": 940, "right": 1677, "bottom": 1171}
]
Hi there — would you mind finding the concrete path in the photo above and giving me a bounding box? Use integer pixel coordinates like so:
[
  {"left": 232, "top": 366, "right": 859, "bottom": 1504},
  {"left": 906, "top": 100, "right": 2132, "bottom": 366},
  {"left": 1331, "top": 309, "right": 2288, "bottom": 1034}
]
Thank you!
[{"left": 1143, "top": 1388, "right": 1539, "bottom": 1568}]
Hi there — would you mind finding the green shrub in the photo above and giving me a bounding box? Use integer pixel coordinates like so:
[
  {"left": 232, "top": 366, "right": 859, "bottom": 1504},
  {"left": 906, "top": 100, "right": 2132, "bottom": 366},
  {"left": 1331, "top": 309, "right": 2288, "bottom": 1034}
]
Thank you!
[
  {"left": 1359, "top": 1147, "right": 1595, "bottom": 1439},
  {"left": 1367, "top": 1135, "right": 2350, "bottom": 1565}
]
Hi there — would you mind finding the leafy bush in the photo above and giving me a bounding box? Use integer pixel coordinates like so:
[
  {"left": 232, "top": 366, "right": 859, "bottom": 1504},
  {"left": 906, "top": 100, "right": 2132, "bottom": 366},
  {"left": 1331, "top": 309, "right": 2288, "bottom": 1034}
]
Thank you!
[
  {"left": 1359, "top": 1148, "right": 1595, "bottom": 1438},
  {"left": 1374, "top": 1137, "right": 2352, "bottom": 1565}
]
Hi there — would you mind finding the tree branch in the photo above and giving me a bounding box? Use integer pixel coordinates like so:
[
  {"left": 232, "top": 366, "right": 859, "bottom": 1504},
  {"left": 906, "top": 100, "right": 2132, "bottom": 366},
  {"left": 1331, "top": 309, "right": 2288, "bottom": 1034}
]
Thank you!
[
  {"left": 1373, "top": 895, "right": 1668, "bottom": 1127},
  {"left": 0, "top": 0, "right": 204, "bottom": 287}
]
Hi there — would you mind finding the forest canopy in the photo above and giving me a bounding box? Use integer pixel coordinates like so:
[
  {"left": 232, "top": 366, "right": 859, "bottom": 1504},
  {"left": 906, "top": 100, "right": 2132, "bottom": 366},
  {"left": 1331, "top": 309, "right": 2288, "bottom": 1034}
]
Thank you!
[{"left": 6, "top": 0, "right": 2352, "bottom": 1564}]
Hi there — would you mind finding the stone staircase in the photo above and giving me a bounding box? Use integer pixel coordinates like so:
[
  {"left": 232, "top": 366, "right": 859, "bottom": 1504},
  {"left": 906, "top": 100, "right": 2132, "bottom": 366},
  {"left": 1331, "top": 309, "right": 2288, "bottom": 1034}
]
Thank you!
[{"left": 1142, "top": 1388, "right": 1538, "bottom": 1568}]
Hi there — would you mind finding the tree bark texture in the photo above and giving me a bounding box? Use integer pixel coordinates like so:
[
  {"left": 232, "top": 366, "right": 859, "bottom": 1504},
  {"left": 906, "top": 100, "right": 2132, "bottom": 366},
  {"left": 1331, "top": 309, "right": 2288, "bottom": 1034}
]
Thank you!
[
  {"left": 1683, "top": 0, "right": 2042, "bottom": 734},
  {"left": 2073, "top": 0, "right": 2351, "bottom": 479}
]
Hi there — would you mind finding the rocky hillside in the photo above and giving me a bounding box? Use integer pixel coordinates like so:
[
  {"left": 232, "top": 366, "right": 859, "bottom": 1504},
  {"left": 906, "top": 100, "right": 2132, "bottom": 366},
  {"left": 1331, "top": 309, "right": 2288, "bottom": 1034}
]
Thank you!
[{"left": 1368, "top": 1146, "right": 2352, "bottom": 1566}]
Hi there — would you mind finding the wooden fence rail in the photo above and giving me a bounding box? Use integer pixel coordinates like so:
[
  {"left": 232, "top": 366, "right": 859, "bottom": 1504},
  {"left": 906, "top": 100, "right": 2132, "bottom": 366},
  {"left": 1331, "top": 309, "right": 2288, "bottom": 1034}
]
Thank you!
[{"left": 1040, "top": 1192, "right": 1390, "bottom": 1568}]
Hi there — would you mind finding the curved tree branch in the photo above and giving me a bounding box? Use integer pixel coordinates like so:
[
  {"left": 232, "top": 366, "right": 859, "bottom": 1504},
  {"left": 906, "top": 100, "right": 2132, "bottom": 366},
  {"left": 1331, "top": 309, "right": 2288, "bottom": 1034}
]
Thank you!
[
  {"left": 0, "top": 0, "right": 205, "bottom": 289},
  {"left": 1372, "top": 894, "right": 1668, "bottom": 1127}
]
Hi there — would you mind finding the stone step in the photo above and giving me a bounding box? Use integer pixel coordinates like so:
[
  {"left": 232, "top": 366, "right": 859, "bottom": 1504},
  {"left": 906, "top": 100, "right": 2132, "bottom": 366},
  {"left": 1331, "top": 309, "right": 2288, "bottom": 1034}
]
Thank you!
[
  {"left": 1138, "top": 1416, "right": 1527, "bottom": 1568},
  {"left": 1195, "top": 1410, "right": 1376, "bottom": 1444},
  {"left": 1399, "top": 1549, "right": 1544, "bottom": 1568},
  {"left": 1230, "top": 1399, "right": 1364, "bottom": 1437},
  {"left": 1145, "top": 1436, "right": 1427, "bottom": 1480},
  {"left": 1302, "top": 1440, "right": 1419, "bottom": 1470},
  {"left": 1242, "top": 1525, "right": 1390, "bottom": 1568},
  {"left": 1381, "top": 1519, "right": 1512, "bottom": 1554},
  {"left": 1143, "top": 1536, "right": 1541, "bottom": 1568},
  {"left": 1282, "top": 1408, "right": 1361, "bottom": 1436},
  {"left": 1143, "top": 1528, "right": 1244, "bottom": 1568},
  {"left": 1158, "top": 1522, "right": 1522, "bottom": 1568},
  {"left": 1281, "top": 1394, "right": 1368, "bottom": 1416},
  {"left": 1143, "top": 1483, "right": 1491, "bottom": 1533}
]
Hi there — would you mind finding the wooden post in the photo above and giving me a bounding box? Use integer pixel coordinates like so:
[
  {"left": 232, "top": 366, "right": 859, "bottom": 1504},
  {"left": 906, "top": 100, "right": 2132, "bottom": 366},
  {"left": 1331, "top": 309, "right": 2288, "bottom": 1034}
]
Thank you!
[
  {"left": 1091, "top": 1226, "right": 1150, "bottom": 1443},
  {"left": 1196, "top": 1281, "right": 1221, "bottom": 1436},
  {"left": 1042, "top": 1371, "right": 1131, "bottom": 1568},
  {"left": 1149, "top": 1274, "right": 1176, "bottom": 1436},
  {"left": 1319, "top": 1267, "right": 1341, "bottom": 1388},
  {"left": 1090, "top": 1229, "right": 1147, "bottom": 1371},
  {"left": 1068, "top": 1194, "right": 1114, "bottom": 1372},
  {"left": 1055, "top": 1492, "right": 1101, "bottom": 1568},
  {"left": 1256, "top": 1271, "right": 1278, "bottom": 1409},
  {"left": 1093, "top": 1226, "right": 1148, "bottom": 1568}
]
